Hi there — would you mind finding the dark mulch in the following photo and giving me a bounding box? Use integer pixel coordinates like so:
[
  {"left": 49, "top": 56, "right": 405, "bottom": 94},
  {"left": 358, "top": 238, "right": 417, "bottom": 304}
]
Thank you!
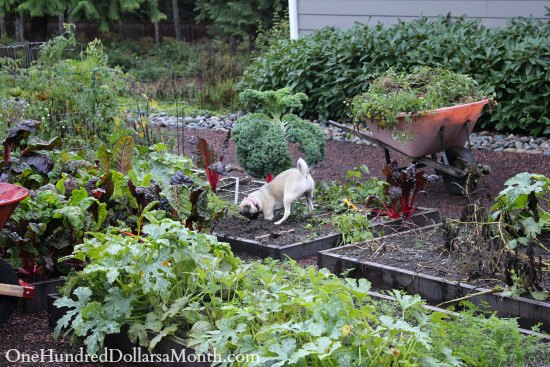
[{"left": 1, "top": 127, "right": 549, "bottom": 363}]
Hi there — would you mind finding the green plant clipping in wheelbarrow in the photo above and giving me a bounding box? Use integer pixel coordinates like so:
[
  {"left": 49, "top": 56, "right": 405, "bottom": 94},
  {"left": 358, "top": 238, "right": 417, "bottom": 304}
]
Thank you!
[{"left": 351, "top": 67, "right": 490, "bottom": 131}]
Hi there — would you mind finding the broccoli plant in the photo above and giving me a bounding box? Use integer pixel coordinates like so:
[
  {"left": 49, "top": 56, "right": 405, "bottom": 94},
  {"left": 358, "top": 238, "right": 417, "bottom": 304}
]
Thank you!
[{"left": 233, "top": 88, "right": 325, "bottom": 180}]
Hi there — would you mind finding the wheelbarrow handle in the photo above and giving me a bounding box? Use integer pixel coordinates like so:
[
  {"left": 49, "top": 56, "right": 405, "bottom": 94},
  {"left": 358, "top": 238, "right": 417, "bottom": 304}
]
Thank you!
[{"left": 0, "top": 281, "right": 35, "bottom": 300}]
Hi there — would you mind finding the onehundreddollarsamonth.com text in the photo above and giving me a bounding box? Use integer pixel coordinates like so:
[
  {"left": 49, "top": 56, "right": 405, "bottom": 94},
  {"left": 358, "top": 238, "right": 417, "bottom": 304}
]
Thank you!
[{"left": 3, "top": 347, "right": 259, "bottom": 364}]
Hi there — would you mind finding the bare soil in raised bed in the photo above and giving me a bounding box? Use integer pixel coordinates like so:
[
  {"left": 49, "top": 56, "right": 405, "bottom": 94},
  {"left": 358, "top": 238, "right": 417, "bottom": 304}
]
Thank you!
[
  {"left": 333, "top": 224, "right": 550, "bottom": 300},
  {"left": 213, "top": 209, "right": 336, "bottom": 247}
]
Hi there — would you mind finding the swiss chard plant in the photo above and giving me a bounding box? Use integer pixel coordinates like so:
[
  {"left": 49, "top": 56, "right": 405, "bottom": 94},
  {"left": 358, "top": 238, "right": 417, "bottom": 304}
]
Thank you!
[
  {"left": 189, "top": 129, "right": 231, "bottom": 192},
  {"left": 368, "top": 162, "right": 435, "bottom": 220},
  {"left": 0, "top": 188, "right": 106, "bottom": 279},
  {"left": 0, "top": 120, "right": 61, "bottom": 188}
]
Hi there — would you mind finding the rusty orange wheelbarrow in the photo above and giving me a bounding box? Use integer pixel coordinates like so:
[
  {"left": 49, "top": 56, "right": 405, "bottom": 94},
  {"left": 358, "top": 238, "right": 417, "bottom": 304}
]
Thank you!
[
  {"left": 329, "top": 99, "right": 491, "bottom": 194},
  {"left": 0, "top": 183, "right": 33, "bottom": 324}
]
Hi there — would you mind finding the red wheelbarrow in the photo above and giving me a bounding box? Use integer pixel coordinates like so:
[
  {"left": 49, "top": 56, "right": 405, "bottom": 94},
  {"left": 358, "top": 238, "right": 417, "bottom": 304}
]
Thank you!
[
  {"left": 0, "top": 183, "right": 33, "bottom": 324},
  {"left": 329, "top": 99, "right": 491, "bottom": 193}
]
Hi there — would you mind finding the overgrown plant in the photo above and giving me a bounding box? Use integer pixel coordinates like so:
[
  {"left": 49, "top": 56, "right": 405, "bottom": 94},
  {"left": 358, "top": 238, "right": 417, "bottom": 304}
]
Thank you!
[
  {"left": 315, "top": 166, "right": 386, "bottom": 212},
  {"left": 332, "top": 199, "right": 374, "bottom": 245},
  {"left": 351, "top": 67, "right": 489, "bottom": 132},
  {"left": 0, "top": 26, "right": 130, "bottom": 146},
  {"left": 489, "top": 172, "right": 550, "bottom": 300},
  {"left": 490, "top": 172, "right": 550, "bottom": 252},
  {"left": 232, "top": 88, "right": 325, "bottom": 180}
]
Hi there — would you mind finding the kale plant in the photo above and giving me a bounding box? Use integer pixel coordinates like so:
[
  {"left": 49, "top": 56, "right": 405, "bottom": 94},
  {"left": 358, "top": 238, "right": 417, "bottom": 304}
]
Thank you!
[{"left": 232, "top": 88, "right": 325, "bottom": 179}]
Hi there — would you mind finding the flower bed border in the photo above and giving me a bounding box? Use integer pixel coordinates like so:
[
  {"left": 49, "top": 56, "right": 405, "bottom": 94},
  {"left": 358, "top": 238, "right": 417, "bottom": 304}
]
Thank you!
[
  {"left": 317, "top": 224, "right": 550, "bottom": 332},
  {"left": 215, "top": 208, "right": 440, "bottom": 260}
]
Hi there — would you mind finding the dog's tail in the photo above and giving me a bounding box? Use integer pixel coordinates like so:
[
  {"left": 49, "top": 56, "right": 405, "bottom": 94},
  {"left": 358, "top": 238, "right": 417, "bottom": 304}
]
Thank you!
[{"left": 297, "top": 158, "right": 309, "bottom": 176}]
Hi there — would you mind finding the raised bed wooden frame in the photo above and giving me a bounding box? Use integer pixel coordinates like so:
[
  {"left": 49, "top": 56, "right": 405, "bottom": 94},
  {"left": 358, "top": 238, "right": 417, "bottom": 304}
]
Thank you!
[
  {"left": 215, "top": 208, "right": 441, "bottom": 260},
  {"left": 318, "top": 224, "right": 550, "bottom": 331}
]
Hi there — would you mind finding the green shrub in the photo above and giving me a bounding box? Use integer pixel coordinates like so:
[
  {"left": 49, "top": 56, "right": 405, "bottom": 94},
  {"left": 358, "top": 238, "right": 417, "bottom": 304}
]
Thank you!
[
  {"left": 105, "top": 37, "right": 198, "bottom": 81},
  {"left": 240, "top": 17, "right": 550, "bottom": 135}
]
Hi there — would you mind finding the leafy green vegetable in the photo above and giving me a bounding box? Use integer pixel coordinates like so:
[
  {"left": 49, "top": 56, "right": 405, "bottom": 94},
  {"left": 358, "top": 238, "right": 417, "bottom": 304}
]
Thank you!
[
  {"left": 54, "top": 216, "right": 546, "bottom": 365},
  {"left": 233, "top": 88, "right": 325, "bottom": 179}
]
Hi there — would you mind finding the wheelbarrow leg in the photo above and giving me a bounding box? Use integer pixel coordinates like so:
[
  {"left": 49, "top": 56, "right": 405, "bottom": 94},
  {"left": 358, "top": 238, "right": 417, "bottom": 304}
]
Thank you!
[
  {"left": 462, "top": 120, "right": 472, "bottom": 148},
  {"left": 439, "top": 126, "right": 449, "bottom": 166},
  {"left": 384, "top": 148, "right": 391, "bottom": 165}
]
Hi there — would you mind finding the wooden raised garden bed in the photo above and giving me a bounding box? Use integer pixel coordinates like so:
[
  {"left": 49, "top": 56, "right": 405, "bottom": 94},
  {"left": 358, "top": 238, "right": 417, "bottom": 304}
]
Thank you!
[
  {"left": 318, "top": 224, "right": 550, "bottom": 331},
  {"left": 214, "top": 207, "right": 441, "bottom": 260}
]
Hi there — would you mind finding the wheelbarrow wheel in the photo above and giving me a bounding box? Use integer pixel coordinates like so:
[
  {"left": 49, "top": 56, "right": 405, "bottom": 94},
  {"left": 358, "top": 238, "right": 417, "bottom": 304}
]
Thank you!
[
  {"left": 440, "top": 146, "right": 476, "bottom": 195},
  {"left": 0, "top": 258, "right": 18, "bottom": 324}
]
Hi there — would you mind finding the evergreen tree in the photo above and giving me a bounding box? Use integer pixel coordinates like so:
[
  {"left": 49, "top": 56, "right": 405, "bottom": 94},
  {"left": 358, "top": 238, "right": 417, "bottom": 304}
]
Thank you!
[{"left": 194, "top": 0, "right": 285, "bottom": 49}]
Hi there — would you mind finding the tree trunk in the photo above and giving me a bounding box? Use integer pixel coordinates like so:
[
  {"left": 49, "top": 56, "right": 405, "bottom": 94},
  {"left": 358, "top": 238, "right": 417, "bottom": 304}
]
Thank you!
[
  {"left": 0, "top": 17, "right": 6, "bottom": 39},
  {"left": 31, "top": 16, "right": 49, "bottom": 41},
  {"left": 229, "top": 35, "right": 238, "bottom": 55},
  {"left": 58, "top": 13, "right": 65, "bottom": 34},
  {"left": 172, "top": 0, "right": 181, "bottom": 41},
  {"left": 15, "top": 15, "right": 24, "bottom": 42},
  {"left": 154, "top": 22, "right": 160, "bottom": 45}
]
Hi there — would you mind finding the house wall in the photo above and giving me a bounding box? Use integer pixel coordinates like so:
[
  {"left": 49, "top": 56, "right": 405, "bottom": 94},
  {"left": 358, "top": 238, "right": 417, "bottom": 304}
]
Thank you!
[{"left": 293, "top": 0, "right": 550, "bottom": 37}]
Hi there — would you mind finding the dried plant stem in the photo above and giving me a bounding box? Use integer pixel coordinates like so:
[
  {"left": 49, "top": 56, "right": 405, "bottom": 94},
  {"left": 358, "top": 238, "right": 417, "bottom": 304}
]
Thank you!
[{"left": 435, "top": 286, "right": 503, "bottom": 308}]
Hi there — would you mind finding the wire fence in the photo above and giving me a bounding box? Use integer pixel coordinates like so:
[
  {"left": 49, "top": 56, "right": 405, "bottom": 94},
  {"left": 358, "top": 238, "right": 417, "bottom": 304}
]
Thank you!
[{"left": 0, "top": 42, "right": 83, "bottom": 67}]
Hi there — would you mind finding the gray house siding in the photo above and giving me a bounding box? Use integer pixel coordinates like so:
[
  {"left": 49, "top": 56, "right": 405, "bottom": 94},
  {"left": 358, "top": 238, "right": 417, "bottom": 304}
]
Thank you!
[{"left": 295, "top": 0, "right": 550, "bottom": 36}]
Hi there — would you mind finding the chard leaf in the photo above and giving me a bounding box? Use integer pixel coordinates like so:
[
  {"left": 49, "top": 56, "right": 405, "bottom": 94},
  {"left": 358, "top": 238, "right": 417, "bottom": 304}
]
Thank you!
[
  {"left": 53, "top": 206, "right": 86, "bottom": 235},
  {"left": 112, "top": 136, "right": 134, "bottom": 174}
]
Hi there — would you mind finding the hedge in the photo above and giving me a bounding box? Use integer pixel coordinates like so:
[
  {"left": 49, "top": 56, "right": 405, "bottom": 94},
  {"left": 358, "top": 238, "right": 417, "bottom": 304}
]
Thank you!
[{"left": 239, "top": 17, "right": 550, "bottom": 135}]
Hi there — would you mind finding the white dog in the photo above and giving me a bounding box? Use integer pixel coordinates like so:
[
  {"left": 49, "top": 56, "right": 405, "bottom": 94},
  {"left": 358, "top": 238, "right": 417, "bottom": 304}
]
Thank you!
[{"left": 239, "top": 158, "right": 314, "bottom": 225}]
